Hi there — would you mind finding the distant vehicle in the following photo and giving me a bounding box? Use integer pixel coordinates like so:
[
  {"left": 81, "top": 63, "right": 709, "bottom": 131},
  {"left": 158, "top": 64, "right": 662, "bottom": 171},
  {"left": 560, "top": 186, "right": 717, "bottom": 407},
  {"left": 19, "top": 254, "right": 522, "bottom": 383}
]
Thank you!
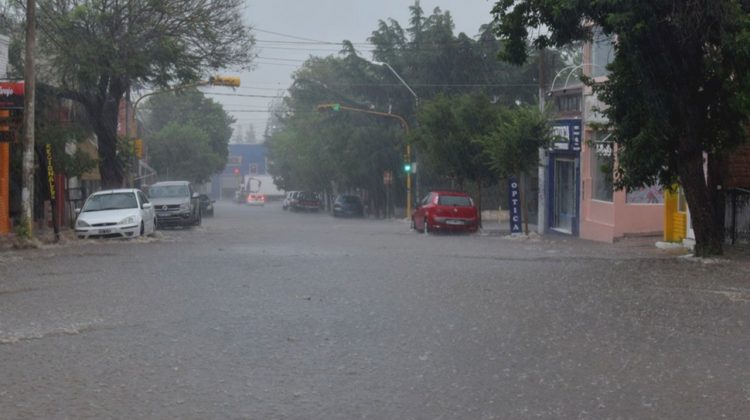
[
  {"left": 246, "top": 193, "right": 266, "bottom": 206},
  {"left": 332, "top": 194, "right": 364, "bottom": 217},
  {"left": 290, "top": 191, "right": 321, "bottom": 212},
  {"left": 198, "top": 194, "right": 215, "bottom": 217},
  {"left": 235, "top": 176, "right": 262, "bottom": 204},
  {"left": 147, "top": 181, "right": 201, "bottom": 228},
  {"left": 411, "top": 191, "right": 478, "bottom": 234},
  {"left": 75, "top": 188, "right": 156, "bottom": 239},
  {"left": 282, "top": 191, "right": 299, "bottom": 210}
]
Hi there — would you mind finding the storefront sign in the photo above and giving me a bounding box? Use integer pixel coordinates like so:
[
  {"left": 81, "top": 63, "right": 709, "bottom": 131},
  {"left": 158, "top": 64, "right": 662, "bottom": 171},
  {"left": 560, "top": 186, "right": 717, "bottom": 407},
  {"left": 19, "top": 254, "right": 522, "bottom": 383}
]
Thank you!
[
  {"left": 383, "top": 170, "right": 393, "bottom": 185},
  {"left": 595, "top": 142, "right": 613, "bottom": 157},
  {"left": 45, "top": 144, "right": 56, "bottom": 199},
  {"left": 508, "top": 177, "right": 522, "bottom": 234},
  {"left": 551, "top": 119, "right": 582, "bottom": 151},
  {"left": 0, "top": 81, "right": 25, "bottom": 109}
]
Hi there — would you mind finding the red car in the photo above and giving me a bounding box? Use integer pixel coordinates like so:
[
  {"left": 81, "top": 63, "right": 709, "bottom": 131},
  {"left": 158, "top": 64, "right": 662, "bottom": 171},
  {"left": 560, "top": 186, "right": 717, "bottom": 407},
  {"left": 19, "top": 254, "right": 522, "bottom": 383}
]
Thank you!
[{"left": 411, "top": 191, "right": 479, "bottom": 234}]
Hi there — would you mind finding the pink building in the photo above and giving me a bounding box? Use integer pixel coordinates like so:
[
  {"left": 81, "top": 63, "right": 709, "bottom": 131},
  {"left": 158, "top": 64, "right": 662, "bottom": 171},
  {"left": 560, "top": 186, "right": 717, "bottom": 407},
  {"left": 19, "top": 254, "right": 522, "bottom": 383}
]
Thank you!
[
  {"left": 579, "top": 28, "right": 663, "bottom": 242},
  {"left": 540, "top": 28, "right": 663, "bottom": 242}
]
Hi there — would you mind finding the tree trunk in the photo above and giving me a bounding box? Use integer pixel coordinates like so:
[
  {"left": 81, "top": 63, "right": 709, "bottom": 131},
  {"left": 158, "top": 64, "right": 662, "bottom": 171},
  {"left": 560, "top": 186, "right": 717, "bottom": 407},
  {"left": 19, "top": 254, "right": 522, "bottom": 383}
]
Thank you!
[
  {"left": 89, "top": 94, "right": 125, "bottom": 189},
  {"left": 679, "top": 151, "right": 725, "bottom": 257}
]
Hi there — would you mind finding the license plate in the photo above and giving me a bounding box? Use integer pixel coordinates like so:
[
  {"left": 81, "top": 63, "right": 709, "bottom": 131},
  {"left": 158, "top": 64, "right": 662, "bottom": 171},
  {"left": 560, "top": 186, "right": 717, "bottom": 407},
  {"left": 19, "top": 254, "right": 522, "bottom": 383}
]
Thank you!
[
  {"left": 98, "top": 229, "right": 112, "bottom": 234},
  {"left": 446, "top": 220, "right": 464, "bottom": 225}
]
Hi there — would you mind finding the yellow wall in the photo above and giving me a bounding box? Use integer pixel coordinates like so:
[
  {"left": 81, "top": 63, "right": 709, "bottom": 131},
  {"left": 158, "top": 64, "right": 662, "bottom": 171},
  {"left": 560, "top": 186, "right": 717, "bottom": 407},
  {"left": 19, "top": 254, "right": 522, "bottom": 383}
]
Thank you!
[{"left": 664, "top": 187, "right": 687, "bottom": 242}]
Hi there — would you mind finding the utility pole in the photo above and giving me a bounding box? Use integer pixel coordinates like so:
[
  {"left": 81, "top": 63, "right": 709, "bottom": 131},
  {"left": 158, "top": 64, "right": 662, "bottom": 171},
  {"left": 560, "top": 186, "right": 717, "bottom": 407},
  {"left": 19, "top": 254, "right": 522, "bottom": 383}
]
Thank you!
[{"left": 21, "top": 0, "right": 36, "bottom": 236}]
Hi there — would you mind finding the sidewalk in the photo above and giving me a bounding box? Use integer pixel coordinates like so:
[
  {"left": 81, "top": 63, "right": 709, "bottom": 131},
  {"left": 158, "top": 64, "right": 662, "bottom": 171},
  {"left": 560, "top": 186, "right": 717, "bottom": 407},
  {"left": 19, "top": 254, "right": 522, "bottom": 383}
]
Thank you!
[{"left": 0, "top": 226, "right": 71, "bottom": 251}]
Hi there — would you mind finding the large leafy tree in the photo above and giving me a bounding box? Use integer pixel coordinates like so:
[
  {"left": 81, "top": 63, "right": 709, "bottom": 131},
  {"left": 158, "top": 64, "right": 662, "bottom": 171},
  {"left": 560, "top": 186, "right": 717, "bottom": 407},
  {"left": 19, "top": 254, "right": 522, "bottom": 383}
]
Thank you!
[
  {"left": 267, "top": 1, "right": 547, "bottom": 215},
  {"left": 413, "top": 94, "right": 495, "bottom": 190},
  {"left": 267, "top": 50, "right": 404, "bottom": 212},
  {"left": 492, "top": 0, "right": 750, "bottom": 256},
  {"left": 35, "top": 0, "right": 254, "bottom": 188},
  {"left": 147, "top": 123, "right": 222, "bottom": 183},
  {"left": 144, "top": 89, "right": 234, "bottom": 178}
]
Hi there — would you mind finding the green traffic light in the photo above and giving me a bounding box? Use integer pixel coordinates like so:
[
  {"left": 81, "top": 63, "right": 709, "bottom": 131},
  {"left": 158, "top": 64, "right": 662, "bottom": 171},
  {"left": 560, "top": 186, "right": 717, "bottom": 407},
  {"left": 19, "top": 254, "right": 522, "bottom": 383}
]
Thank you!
[
  {"left": 403, "top": 164, "right": 412, "bottom": 172},
  {"left": 332, "top": 103, "right": 341, "bottom": 111}
]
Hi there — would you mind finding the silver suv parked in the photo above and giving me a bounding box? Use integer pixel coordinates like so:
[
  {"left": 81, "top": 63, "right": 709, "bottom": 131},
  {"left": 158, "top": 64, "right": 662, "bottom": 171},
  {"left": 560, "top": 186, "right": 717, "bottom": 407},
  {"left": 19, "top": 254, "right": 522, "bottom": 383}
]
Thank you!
[{"left": 147, "top": 181, "right": 201, "bottom": 227}]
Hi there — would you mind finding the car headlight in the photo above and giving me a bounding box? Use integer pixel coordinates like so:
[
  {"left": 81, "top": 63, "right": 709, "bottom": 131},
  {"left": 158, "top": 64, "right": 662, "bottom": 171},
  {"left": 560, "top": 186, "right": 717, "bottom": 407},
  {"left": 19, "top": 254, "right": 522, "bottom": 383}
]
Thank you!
[
  {"left": 76, "top": 219, "right": 90, "bottom": 228},
  {"left": 179, "top": 202, "right": 191, "bottom": 211},
  {"left": 119, "top": 216, "right": 136, "bottom": 225}
]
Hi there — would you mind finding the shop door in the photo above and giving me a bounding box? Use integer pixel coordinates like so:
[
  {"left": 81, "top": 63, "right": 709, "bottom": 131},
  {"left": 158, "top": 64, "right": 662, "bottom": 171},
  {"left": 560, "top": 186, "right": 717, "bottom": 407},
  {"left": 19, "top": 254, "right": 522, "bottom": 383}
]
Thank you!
[{"left": 552, "top": 158, "right": 576, "bottom": 233}]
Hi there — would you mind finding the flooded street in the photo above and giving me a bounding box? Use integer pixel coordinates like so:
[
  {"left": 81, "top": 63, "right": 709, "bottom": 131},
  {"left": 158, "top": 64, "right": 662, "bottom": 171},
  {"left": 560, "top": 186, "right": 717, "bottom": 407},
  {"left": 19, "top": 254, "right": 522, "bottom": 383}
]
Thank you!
[{"left": 1, "top": 201, "right": 749, "bottom": 419}]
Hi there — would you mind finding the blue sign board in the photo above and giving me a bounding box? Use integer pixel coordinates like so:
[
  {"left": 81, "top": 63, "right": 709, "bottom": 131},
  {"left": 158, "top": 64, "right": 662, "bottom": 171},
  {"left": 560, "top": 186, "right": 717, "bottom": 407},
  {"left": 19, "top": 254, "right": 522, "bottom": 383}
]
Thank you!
[
  {"left": 551, "top": 119, "right": 582, "bottom": 151},
  {"left": 508, "top": 177, "right": 522, "bottom": 234}
]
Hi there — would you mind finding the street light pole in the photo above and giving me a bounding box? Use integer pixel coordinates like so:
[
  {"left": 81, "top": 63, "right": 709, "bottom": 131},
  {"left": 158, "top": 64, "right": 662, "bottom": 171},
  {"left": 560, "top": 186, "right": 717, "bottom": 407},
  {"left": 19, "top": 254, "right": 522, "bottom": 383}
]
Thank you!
[{"left": 368, "top": 60, "right": 419, "bottom": 218}]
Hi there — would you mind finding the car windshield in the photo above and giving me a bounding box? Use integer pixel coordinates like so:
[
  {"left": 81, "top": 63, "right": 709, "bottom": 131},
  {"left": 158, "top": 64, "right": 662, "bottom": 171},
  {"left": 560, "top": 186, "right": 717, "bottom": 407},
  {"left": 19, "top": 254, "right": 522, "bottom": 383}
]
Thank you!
[
  {"left": 339, "top": 196, "right": 360, "bottom": 203},
  {"left": 437, "top": 195, "right": 472, "bottom": 206},
  {"left": 149, "top": 185, "right": 189, "bottom": 198},
  {"left": 82, "top": 192, "right": 138, "bottom": 212}
]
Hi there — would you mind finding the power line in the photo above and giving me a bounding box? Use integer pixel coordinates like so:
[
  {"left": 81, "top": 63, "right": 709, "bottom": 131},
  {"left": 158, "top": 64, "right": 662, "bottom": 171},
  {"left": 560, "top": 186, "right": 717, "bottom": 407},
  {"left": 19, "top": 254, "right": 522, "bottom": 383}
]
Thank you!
[
  {"left": 253, "top": 27, "right": 335, "bottom": 44},
  {"left": 201, "top": 92, "right": 285, "bottom": 99}
]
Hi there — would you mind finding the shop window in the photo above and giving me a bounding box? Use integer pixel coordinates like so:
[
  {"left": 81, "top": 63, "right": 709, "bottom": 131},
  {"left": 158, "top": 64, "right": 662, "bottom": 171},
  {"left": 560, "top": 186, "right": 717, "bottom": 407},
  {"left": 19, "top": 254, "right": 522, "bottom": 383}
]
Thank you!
[
  {"left": 591, "top": 132, "right": 614, "bottom": 202},
  {"left": 591, "top": 27, "right": 614, "bottom": 78},
  {"left": 554, "top": 94, "right": 581, "bottom": 113}
]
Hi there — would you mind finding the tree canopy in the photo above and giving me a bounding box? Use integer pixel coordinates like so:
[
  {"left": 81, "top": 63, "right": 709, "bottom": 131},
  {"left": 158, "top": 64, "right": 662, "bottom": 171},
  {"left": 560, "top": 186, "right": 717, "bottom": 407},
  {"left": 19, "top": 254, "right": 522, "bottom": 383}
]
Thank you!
[
  {"left": 266, "top": 1, "right": 545, "bottom": 215},
  {"left": 493, "top": 0, "right": 750, "bottom": 255},
  {"left": 144, "top": 89, "right": 234, "bottom": 183},
  {"left": 34, "top": 0, "right": 254, "bottom": 187}
]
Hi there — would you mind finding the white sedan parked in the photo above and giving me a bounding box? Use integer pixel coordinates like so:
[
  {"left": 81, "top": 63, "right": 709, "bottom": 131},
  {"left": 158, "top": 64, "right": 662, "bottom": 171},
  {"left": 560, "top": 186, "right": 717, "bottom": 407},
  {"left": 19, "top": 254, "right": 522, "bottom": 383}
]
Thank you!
[{"left": 75, "top": 189, "right": 156, "bottom": 239}]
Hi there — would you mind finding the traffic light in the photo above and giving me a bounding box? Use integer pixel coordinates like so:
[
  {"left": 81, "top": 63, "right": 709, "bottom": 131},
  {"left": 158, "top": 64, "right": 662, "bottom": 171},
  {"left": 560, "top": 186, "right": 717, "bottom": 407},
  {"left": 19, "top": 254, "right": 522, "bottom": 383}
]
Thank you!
[
  {"left": 403, "top": 163, "right": 412, "bottom": 172},
  {"left": 315, "top": 103, "right": 342, "bottom": 112},
  {"left": 209, "top": 75, "right": 241, "bottom": 87},
  {"left": 133, "top": 138, "right": 143, "bottom": 158}
]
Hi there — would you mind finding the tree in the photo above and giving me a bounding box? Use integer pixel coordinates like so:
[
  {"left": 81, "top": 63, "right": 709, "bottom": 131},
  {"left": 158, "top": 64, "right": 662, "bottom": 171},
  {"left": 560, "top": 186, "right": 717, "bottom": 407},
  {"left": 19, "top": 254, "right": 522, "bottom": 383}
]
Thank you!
[
  {"left": 144, "top": 89, "right": 233, "bottom": 169},
  {"left": 478, "top": 105, "right": 552, "bottom": 233},
  {"left": 35, "top": 0, "right": 254, "bottom": 188},
  {"left": 144, "top": 90, "right": 233, "bottom": 182},
  {"left": 148, "top": 123, "right": 222, "bottom": 183},
  {"left": 267, "top": 1, "right": 547, "bottom": 216},
  {"left": 478, "top": 105, "right": 550, "bottom": 179},
  {"left": 413, "top": 94, "right": 495, "bottom": 188},
  {"left": 493, "top": 0, "right": 750, "bottom": 256}
]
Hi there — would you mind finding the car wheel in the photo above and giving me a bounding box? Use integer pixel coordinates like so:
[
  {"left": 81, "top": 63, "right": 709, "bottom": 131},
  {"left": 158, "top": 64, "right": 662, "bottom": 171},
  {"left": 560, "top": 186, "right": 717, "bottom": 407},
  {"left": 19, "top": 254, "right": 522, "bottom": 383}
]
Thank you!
[
  {"left": 424, "top": 218, "right": 430, "bottom": 235},
  {"left": 140, "top": 221, "right": 145, "bottom": 236},
  {"left": 410, "top": 217, "right": 416, "bottom": 231}
]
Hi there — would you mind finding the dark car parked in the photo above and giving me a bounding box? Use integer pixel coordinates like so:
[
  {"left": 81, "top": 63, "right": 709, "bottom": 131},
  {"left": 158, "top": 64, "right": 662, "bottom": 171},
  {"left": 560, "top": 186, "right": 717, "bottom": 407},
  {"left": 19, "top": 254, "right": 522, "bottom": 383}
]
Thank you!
[
  {"left": 333, "top": 194, "right": 364, "bottom": 217},
  {"left": 290, "top": 191, "right": 321, "bottom": 212},
  {"left": 147, "top": 181, "right": 202, "bottom": 228},
  {"left": 198, "top": 194, "right": 215, "bottom": 217}
]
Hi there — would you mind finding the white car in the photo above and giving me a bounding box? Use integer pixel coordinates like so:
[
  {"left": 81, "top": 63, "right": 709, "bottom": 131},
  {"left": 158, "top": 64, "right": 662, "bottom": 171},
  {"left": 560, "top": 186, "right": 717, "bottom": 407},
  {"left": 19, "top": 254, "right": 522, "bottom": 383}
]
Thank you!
[
  {"left": 246, "top": 193, "right": 266, "bottom": 206},
  {"left": 75, "top": 189, "right": 157, "bottom": 239}
]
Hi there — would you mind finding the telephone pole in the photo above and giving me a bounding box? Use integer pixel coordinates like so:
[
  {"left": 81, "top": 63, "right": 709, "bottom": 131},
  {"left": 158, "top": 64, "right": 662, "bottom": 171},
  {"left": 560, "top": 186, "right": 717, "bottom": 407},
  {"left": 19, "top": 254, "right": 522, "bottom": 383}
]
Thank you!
[{"left": 21, "top": 0, "right": 36, "bottom": 236}]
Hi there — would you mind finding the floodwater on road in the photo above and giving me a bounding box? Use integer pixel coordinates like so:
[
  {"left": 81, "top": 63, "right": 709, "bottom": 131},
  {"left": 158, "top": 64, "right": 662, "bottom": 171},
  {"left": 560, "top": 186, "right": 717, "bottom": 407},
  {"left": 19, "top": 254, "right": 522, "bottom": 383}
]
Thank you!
[{"left": 1, "top": 201, "right": 749, "bottom": 419}]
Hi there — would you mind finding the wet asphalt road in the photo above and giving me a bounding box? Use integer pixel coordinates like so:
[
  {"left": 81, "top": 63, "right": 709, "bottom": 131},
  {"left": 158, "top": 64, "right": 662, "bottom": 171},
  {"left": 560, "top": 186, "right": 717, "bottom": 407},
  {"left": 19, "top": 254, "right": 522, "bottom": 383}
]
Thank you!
[{"left": 1, "top": 201, "right": 750, "bottom": 419}]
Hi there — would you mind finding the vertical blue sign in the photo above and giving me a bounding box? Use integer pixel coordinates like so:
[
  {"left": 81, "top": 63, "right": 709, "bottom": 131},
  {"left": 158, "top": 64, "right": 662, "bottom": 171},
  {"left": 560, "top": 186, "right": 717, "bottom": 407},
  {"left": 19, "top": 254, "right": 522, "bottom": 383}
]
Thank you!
[{"left": 508, "top": 177, "right": 522, "bottom": 234}]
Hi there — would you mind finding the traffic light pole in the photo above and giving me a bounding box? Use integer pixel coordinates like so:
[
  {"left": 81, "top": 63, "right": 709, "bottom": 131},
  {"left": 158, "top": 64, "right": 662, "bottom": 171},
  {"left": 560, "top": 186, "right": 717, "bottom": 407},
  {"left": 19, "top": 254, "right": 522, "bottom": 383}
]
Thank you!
[{"left": 316, "top": 103, "right": 412, "bottom": 218}]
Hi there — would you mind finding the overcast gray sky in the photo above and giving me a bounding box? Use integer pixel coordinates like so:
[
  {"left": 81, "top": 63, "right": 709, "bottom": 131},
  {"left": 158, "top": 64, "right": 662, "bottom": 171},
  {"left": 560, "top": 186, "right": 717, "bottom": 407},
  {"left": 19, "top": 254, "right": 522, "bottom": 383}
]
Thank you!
[{"left": 200, "top": 0, "right": 497, "bottom": 140}]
